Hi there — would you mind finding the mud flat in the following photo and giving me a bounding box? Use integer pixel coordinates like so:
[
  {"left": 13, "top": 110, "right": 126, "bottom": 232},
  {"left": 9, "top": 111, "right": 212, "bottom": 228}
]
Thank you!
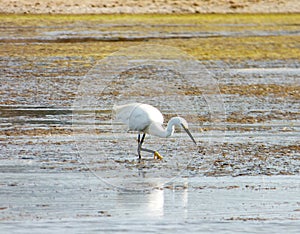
[
  {"left": 0, "top": 0, "right": 299, "bottom": 14},
  {"left": 0, "top": 14, "right": 299, "bottom": 232}
]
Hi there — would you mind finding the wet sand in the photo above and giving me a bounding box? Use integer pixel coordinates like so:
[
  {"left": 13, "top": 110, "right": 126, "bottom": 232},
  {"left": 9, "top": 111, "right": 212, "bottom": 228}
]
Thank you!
[
  {"left": 1, "top": 0, "right": 299, "bottom": 14},
  {"left": 0, "top": 14, "right": 299, "bottom": 232}
]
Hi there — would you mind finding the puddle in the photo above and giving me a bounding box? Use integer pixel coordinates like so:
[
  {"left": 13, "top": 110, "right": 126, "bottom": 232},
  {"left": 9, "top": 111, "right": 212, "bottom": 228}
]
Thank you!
[{"left": 232, "top": 67, "right": 300, "bottom": 75}]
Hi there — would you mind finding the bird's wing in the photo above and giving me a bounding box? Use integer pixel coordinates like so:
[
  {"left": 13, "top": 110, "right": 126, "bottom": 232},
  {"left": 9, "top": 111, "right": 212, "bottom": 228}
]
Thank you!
[
  {"left": 113, "top": 103, "right": 164, "bottom": 132},
  {"left": 113, "top": 103, "right": 141, "bottom": 125},
  {"left": 128, "top": 104, "right": 164, "bottom": 131}
]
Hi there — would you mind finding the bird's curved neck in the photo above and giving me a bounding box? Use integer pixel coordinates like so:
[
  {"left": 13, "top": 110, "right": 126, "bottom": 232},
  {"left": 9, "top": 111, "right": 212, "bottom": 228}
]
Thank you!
[
  {"left": 147, "top": 117, "right": 180, "bottom": 138},
  {"left": 165, "top": 120, "right": 175, "bottom": 137},
  {"left": 147, "top": 120, "right": 175, "bottom": 138}
]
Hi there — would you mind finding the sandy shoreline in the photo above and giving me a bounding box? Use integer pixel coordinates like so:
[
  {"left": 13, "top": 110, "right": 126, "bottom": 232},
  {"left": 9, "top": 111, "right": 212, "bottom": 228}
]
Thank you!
[{"left": 0, "top": 0, "right": 299, "bottom": 14}]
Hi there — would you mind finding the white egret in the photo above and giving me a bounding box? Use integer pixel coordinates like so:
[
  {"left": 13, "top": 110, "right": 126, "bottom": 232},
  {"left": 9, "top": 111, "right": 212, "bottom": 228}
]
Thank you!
[{"left": 113, "top": 103, "right": 197, "bottom": 160}]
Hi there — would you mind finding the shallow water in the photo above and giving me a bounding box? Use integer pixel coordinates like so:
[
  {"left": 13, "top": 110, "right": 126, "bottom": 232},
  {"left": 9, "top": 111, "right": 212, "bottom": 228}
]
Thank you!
[
  {"left": 1, "top": 173, "right": 299, "bottom": 233},
  {"left": 0, "top": 16, "right": 299, "bottom": 232},
  {"left": 1, "top": 21, "right": 299, "bottom": 43}
]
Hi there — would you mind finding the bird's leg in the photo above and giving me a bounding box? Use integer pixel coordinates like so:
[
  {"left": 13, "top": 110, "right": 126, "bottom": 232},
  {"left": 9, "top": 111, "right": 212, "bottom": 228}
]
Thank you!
[
  {"left": 137, "top": 134, "right": 142, "bottom": 160},
  {"left": 137, "top": 133, "right": 145, "bottom": 160},
  {"left": 138, "top": 133, "right": 163, "bottom": 160},
  {"left": 140, "top": 133, "right": 146, "bottom": 145}
]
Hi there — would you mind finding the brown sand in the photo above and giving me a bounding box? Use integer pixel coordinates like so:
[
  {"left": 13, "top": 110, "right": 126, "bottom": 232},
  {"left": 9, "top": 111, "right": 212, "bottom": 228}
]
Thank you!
[{"left": 0, "top": 0, "right": 299, "bottom": 14}]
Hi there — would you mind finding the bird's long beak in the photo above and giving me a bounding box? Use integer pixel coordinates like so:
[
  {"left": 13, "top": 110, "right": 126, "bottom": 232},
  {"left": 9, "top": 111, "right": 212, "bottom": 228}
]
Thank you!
[{"left": 181, "top": 124, "right": 197, "bottom": 145}]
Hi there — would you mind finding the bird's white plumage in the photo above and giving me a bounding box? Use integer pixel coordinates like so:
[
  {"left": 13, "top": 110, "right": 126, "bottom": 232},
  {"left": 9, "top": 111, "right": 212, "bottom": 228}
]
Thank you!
[
  {"left": 113, "top": 103, "right": 196, "bottom": 159},
  {"left": 113, "top": 103, "right": 164, "bottom": 132},
  {"left": 113, "top": 102, "right": 196, "bottom": 144}
]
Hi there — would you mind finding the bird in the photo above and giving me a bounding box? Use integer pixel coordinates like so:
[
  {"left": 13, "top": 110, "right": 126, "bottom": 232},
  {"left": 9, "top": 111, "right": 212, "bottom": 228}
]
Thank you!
[{"left": 113, "top": 103, "right": 197, "bottom": 160}]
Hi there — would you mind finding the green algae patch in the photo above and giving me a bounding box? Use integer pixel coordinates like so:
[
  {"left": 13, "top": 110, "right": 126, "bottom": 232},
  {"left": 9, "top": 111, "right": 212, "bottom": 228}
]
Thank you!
[
  {"left": 167, "top": 35, "right": 300, "bottom": 60},
  {"left": 1, "top": 41, "right": 136, "bottom": 60},
  {"left": 0, "top": 13, "right": 299, "bottom": 61},
  {"left": 1, "top": 13, "right": 299, "bottom": 27},
  {"left": 2, "top": 35, "right": 298, "bottom": 61}
]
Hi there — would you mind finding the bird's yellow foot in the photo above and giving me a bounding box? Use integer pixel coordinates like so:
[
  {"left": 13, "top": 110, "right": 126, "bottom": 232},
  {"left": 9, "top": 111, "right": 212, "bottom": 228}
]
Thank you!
[{"left": 154, "top": 151, "right": 163, "bottom": 160}]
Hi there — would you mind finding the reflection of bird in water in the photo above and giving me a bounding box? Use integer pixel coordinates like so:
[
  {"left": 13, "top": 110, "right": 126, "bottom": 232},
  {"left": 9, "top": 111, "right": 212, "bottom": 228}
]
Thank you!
[{"left": 113, "top": 103, "right": 197, "bottom": 160}]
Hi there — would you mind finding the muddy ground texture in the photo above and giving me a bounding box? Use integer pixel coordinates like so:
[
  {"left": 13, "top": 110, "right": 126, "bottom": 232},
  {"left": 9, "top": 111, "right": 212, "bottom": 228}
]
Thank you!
[
  {"left": 0, "top": 14, "right": 299, "bottom": 229},
  {"left": 0, "top": 14, "right": 299, "bottom": 179}
]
